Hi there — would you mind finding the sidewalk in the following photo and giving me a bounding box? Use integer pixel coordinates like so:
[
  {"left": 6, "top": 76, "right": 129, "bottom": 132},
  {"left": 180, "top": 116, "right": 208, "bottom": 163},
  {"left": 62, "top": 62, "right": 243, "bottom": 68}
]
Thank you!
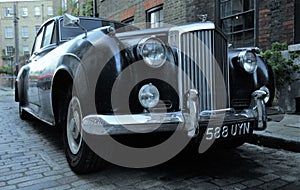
[
  {"left": 1, "top": 84, "right": 299, "bottom": 152},
  {"left": 248, "top": 114, "right": 300, "bottom": 152}
]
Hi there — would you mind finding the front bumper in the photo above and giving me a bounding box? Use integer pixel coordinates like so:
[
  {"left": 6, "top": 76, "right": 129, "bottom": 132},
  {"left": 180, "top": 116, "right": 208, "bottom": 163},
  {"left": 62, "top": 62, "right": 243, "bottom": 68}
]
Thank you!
[{"left": 82, "top": 90, "right": 267, "bottom": 137}]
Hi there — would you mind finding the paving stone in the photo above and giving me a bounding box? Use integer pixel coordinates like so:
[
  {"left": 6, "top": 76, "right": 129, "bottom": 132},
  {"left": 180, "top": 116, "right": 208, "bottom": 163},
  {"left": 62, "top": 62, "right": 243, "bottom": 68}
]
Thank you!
[
  {"left": 0, "top": 185, "right": 17, "bottom": 190},
  {"left": 25, "top": 167, "right": 52, "bottom": 175},
  {"left": 258, "top": 179, "right": 288, "bottom": 189},
  {"left": 0, "top": 182, "right": 6, "bottom": 187},
  {"left": 19, "top": 181, "right": 61, "bottom": 190},
  {"left": 222, "top": 183, "right": 247, "bottom": 190},
  {"left": 56, "top": 176, "right": 80, "bottom": 185},
  {"left": 242, "top": 179, "right": 264, "bottom": 187},
  {"left": 0, "top": 173, "right": 24, "bottom": 181},
  {"left": 17, "top": 175, "right": 64, "bottom": 188},
  {"left": 45, "top": 184, "right": 72, "bottom": 190},
  {"left": 260, "top": 173, "right": 280, "bottom": 182},
  {"left": 280, "top": 175, "right": 299, "bottom": 182},
  {"left": 7, "top": 174, "right": 43, "bottom": 185},
  {"left": 188, "top": 182, "right": 220, "bottom": 190}
]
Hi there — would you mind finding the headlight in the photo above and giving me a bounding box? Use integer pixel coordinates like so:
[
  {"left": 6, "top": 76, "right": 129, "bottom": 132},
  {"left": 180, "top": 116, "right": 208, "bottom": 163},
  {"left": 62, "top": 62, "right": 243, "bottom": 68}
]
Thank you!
[
  {"left": 138, "top": 37, "right": 167, "bottom": 68},
  {"left": 138, "top": 83, "right": 160, "bottom": 109},
  {"left": 238, "top": 50, "right": 258, "bottom": 73},
  {"left": 260, "top": 86, "right": 270, "bottom": 104}
]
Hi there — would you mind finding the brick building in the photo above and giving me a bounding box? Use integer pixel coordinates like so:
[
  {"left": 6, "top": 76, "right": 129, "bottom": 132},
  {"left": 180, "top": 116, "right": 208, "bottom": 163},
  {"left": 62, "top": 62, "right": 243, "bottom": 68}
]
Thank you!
[{"left": 96, "top": 0, "right": 299, "bottom": 51}]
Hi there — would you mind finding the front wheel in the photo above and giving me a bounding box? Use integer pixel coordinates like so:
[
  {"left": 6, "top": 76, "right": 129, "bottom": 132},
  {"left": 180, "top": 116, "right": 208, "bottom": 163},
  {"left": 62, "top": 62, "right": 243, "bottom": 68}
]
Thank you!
[{"left": 63, "top": 96, "right": 103, "bottom": 174}]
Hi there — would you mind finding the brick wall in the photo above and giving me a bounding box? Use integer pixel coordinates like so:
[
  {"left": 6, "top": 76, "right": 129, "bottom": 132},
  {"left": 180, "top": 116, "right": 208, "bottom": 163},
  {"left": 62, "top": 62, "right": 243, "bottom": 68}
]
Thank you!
[
  {"left": 185, "top": 0, "right": 217, "bottom": 24},
  {"left": 98, "top": 0, "right": 187, "bottom": 26},
  {"left": 258, "top": 0, "right": 295, "bottom": 50},
  {"left": 143, "top": 0, "right": 164, "bottom": 11}
]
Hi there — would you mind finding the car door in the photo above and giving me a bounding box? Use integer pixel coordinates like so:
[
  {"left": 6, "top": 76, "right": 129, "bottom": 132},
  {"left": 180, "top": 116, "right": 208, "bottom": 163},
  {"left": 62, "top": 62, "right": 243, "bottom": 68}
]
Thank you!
[{"left": 27, "top": 20, "right": 56, "bottom": 114}]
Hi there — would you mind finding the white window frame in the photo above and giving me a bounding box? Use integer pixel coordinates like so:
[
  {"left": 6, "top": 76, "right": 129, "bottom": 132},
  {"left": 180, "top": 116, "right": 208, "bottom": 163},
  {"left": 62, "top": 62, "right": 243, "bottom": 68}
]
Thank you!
[
  {"left": 21, "top": 7, "right": 28, "bottom": 17},
  {"left": 5, "top": 27, "right": 13, "bottom": 39},
  {"left": 146, "top": 5, "right": 164, "bottom": 28},
  {"left": 34, "top": 7, "right": 41, "bottom": 16},
  {"left": 23, "top": 46, "right": 30, "bottom": 55},
  {"left": 4, "top": 8, "right": 13, "bottom": 17},
  {"left": 6, "top": 46, "right": 14, "bottom": 56},
  {"left": 47, "top": 6, "right": 53, "bottom": 16},
  {"left": 22, "top": 26, "right": 29, "bottom": 38}
]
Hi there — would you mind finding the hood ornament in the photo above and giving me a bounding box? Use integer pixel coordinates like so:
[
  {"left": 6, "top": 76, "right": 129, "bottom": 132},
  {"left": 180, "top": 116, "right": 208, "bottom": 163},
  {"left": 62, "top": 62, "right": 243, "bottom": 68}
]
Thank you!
[{"left": 198, "top": 14, "right": 208, "bottom": 22}]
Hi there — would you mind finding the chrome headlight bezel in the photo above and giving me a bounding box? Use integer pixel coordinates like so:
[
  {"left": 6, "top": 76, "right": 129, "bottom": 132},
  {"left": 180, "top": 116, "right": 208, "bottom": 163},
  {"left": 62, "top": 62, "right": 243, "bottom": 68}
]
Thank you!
[
  {"left": 137, "top": 37, "right": 167, "bottom": 68},
  {"left": 238, "top": 50, "right": 258, "bottom": 73},
  {"left": 138, "top": 83, "right": 160, "bottom": 109}
]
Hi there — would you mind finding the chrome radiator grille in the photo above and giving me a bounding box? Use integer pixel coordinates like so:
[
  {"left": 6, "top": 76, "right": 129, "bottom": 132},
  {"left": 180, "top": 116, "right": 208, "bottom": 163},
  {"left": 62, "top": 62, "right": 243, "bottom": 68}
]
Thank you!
[{"left": 169, "top": 26, "right": 229, "bottom": 111}]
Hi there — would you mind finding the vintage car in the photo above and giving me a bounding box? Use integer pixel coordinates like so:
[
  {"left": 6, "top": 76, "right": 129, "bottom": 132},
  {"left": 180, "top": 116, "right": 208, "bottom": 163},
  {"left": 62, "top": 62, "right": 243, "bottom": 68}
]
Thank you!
[{"left": 15, "top": 14, "right": 274, "bottom": 173}]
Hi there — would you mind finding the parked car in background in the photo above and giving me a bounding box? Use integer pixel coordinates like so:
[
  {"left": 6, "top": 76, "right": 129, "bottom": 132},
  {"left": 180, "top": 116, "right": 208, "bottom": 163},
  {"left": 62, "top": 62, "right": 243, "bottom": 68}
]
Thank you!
[{"left": 15, "top": 14, "right": 275, "bottom": 173}]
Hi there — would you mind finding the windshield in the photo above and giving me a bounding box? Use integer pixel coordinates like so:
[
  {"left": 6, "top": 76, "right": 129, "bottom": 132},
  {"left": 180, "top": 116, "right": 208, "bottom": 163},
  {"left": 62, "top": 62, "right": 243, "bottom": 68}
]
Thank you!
[
  {"left": 59, "top": 18, "right": 137, "bottom": 41},
  {"left": 60, "top": 19, "right": 102, "bottom": 41}
]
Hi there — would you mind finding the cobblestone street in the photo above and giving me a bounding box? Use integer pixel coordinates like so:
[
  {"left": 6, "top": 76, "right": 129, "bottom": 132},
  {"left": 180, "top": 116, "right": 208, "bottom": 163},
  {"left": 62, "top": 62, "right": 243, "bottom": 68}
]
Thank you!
[{"left": 0, "top": 90, "right": 300, "bottom": 190}]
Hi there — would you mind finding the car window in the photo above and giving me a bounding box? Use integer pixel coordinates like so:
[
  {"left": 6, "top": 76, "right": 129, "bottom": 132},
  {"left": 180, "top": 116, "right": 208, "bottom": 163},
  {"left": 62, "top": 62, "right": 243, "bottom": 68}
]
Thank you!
[
  {"left": 32, "top": 27, "right": 44, "bottom": 54},
  {"left": 51, "top": 22, "right": 57, "bottom": 44},
  {"left": 42, "top": 21, "right": 55, "bottom": 48}
]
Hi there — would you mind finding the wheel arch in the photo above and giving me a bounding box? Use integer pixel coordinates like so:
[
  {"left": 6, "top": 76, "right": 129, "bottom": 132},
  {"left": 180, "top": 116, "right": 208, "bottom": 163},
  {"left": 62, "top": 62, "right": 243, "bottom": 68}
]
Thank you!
[{"left": 51, "top": 67, "right": 73, "bottom": 127}]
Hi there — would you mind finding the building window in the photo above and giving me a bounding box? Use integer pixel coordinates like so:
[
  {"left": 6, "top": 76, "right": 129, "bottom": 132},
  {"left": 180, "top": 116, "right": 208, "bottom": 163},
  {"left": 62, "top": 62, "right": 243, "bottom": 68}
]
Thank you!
[
  {"left": 6, "top": 46, "right": 14, "bottom": 56},
  {"left": 4, "top": 27, "right": 13, "bottom": 38},
  {"left": 21, "top": 7, "right": 28, "bottom": 17},
  {"left": 23, "top": 46, "right": 30, "bottom": 55},
  {"left": 62, "top": 0, "right": 68, "bottom": 10},
  {"left": 146, "top": 5, "right": 164, "bottom": 28},
  {"left": 22, "top": 26, "right": 29, "bottom": 38},
  {"left": 122, "top": 17, "right": 134, "bottom": 25},
  {"left": 220, "top": 0, "right": 256, "bottom": 47},
  {"left": 34, "top": 7, "right": 41, "bottom": 16},
  {"left": 35, "top": 25, "right": 41, "bottom": 35},
  {"left": 4, "top": 8, "right": 13, "bottom": 17},
  {"left": 47, "top": 7, "right": 53, "bottom": 16}
]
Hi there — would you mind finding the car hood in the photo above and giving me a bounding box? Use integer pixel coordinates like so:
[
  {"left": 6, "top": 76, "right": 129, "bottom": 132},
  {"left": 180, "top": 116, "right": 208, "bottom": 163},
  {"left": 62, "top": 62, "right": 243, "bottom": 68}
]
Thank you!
[{"left": 115, "top": 26, "right": 171, "bottom": 47}]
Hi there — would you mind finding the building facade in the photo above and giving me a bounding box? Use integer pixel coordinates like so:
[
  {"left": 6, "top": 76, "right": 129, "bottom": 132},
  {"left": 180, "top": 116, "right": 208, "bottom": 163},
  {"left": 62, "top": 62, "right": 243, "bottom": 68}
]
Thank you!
[
  {"left": 96, "top": 0, "right": 299, "bottom": 51},
  {"left": 0, "top": 0, "right": 54, "bottom": 69}
]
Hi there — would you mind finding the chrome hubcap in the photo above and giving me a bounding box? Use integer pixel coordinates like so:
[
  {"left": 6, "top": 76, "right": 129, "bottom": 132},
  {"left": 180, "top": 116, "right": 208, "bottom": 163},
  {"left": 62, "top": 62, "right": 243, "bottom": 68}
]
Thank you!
[{"left": 67, "top": 97, "right": 83, "bottom": 154}]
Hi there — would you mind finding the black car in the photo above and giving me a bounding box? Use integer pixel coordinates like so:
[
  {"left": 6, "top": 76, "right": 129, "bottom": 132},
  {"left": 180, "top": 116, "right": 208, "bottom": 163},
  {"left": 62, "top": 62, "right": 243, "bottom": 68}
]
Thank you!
[{"left": 15, "top": 14, "right": 274, "bottom": 173}]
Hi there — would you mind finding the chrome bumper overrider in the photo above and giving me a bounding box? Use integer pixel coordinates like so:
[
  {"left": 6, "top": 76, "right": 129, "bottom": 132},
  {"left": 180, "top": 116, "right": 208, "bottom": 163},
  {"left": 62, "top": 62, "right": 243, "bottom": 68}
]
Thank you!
[{"left": 82, "top": 90, "right": 267, "bottom": 136}]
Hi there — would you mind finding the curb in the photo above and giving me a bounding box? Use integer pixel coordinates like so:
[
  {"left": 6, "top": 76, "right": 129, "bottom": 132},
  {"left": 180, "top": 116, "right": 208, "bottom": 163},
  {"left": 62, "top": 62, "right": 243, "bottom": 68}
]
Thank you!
[{"left": 247, "top": 134, "right": 300, "bottom": 153}]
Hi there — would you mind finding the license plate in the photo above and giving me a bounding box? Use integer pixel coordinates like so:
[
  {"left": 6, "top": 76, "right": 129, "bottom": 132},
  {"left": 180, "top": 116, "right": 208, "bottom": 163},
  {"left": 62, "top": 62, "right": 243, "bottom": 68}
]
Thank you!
[{"left": 204, "top": 122, "right": 252, "bottom": 141}]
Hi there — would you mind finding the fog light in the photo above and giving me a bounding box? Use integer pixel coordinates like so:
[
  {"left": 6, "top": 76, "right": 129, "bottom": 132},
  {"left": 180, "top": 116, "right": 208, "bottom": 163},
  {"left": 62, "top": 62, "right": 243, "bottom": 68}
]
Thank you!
[{"left": 138, "top": 83, "right": 160, "bottom": 109}]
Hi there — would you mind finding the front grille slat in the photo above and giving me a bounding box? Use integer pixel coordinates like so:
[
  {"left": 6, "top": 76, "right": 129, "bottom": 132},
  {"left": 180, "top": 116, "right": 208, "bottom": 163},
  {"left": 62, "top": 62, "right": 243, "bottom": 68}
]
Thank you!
[{"left": 178, "top": 29, "right": 229, "bottom": 111}]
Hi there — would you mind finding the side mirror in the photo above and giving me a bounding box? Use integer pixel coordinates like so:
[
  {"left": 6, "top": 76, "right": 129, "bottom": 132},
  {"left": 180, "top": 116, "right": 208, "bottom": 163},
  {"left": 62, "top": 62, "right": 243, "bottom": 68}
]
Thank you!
[{"left": 63, "top": 13, "right": 80, "bottom": 28}]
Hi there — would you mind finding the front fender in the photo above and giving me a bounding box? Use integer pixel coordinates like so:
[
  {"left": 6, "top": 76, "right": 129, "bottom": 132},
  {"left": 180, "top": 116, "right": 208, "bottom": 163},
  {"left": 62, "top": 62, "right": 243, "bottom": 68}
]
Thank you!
[{"left": 228, "top": 49, "right": 275, "bottom": 109}]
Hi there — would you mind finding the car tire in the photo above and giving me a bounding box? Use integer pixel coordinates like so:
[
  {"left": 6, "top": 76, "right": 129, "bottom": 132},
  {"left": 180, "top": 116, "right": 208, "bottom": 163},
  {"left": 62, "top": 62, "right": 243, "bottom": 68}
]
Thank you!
[{"left": 63, "top": 91, "right": 104, "bottom": 174}]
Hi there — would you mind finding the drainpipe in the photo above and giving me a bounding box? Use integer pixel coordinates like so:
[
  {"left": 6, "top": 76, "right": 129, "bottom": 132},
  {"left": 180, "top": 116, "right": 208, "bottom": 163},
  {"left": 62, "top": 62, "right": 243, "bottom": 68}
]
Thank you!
[{"left": 13, "top": 2, "right": 19, "bottom": 82}]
